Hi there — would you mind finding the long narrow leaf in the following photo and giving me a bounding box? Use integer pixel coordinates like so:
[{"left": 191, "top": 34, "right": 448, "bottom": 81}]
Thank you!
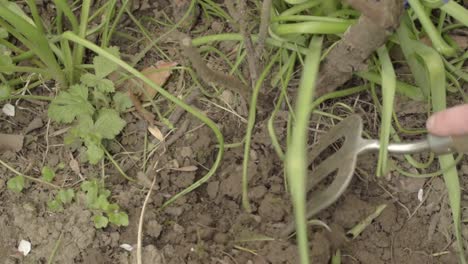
[
  {"left": 376, "top": 45, "right": 396, "bottom": 177},
  {"left": 286, "top": 36, "right": 323, "bottom": 264},
  {"left": 418, "top": 41, "right": 467, "bottom": 264}
]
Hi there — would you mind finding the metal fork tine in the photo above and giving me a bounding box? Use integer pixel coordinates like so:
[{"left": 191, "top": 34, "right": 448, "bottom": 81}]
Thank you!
[
  {"left": 306, "top": 155, "right": 357, "bottom": 217},
  {"left": 306, "top": 147, "right": 346, "bottom": 191}
]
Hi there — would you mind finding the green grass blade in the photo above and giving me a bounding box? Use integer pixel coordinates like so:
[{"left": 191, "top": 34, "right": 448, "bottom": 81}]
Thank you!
[
  {"left": 26, "top": 0, "right": 46, "bottom": 34},
  {"left": 356, "top": 71, "right": 424, "bottom": 101},
  {"left": 440, "top": 0, "right": 468, "bottom": 27},
  {"left": 417, "top": 42, "right": 466, "bottom": 264},
  {"left": 61, "top": 31, "right": 224, "bottom": 209},
  {"left": 74, "top": 0, "right": 91, "bottom": 67},
  {"left": 0, "top": 4, "right": 65, "bottom": 87},
  {"left": 281, "top": 0, "right": 321, "bottom": 16},
  {"left": 286, "top": 36, "right": 323, "bottom": 264},
  {"left": 376, "top": 45, "right": 396, "bottom": 177},
  {"left": 242, "top": 51, "right": 281, "bottom": 212},
  {"left": 52, "top": 0, "right": 79, "bottom": 33}
]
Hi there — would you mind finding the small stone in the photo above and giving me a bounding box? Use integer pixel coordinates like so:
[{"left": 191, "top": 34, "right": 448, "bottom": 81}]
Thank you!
[
  {"left": 213, "top": 233, "right": 229, "bottom": 244},
  {"left": 173, "top": 223, "right": 184, "bottom": 233},
  {"left": 199, "top": 229, "right": 214, "bottom": 240},
  {"left": 197, "top": 214, "right": 214, "bottom": 226},
  {"left": 248, "top": 185, "right": 267, "bottom": 201},
  {"left": 270, "top": 184, "right": 282, "bottom": 194},
  {"left": 110, "top": 232, "right": 120, "bottom": 246},
  {"left": 258, "top": 194, "right": 286, "bottom": 222},
  {"left": 171, "top": 171, "right": 195, "bottom": 188},
  {"left": 165, "top": 207, "right": 183, "bottom": 217},
  {"left": 211, "top": 21, "right": 224, "bottom": 32},
  {"left": 180, "top": 147, "right": 193, "bottom": 158},
  {"left": 206, "top": 181, "right": 219, "bottom": 199},
  {"left": 0, "top": 179, "right": 5, "bottom": 189},
  {"left": 147, "top": 220, "right": 162, "bottom": 239},
  {"left": 220, "top": 173, "right": 242, "bottom": 199}
]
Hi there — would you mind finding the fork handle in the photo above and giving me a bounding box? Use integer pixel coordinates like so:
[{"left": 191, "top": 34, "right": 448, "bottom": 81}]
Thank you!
[{"left": 428, "top": 134, "right": 468, "bottom": 154}]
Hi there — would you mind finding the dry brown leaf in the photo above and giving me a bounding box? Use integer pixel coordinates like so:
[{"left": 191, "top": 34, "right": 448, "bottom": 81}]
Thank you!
[
  {"left": 170, "top": 165, "right": 198, "bottom": 172},
  {"left": 148, "top": 125, "right": 165, "bottom": 142},
  {"left": 69, "top": 153, "right": 83, "bottom": 179},
  {"left": 136, "top": 61, "right": 178, "bottom": 101}
]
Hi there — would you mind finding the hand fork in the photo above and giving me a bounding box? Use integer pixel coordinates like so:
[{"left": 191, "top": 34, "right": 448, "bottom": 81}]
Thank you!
[{"left": 281, "top": 114, "right": 468, "bottom": 237}]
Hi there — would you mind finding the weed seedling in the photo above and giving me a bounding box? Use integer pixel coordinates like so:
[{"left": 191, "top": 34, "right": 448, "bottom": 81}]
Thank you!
[
  {"left": 48, "top": 47, "right": 132, "bottom": 165},
  {"left": 81, "top": 179, "right": 129, "bottom": 228}
]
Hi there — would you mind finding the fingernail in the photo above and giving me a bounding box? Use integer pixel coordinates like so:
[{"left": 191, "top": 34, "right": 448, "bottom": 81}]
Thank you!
[{"left": 426, "top": 115, "right": 436, "bottom": 130}]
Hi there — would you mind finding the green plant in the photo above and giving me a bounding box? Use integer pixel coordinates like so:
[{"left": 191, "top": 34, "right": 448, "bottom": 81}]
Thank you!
[
  {"left": 81, "top": 179, "right": 129, "bottom": 228},
  {"left": 48, "top": 47, "right": 131, "bottom": 165},
  {"left": 47, "top": 188, "right": 75, "bottom": 212},
  {"left": 0, "top": 0, "right": 126, "bottom": 93}
]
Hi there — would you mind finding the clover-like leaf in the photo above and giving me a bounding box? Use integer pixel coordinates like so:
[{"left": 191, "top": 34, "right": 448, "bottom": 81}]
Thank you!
[
  {"left": 80, "top": 73, "right": 101, "bottom": 87},
  {"left": 113, "top": 92, "right": 133, "bottom": 112},
  {"left": 7, "top": 175, "right": 24, "bottom": 193},
  {"left": 93, "top": 46, "right": 120, "bottom": 79},
  {"left": 93, "top": 194, "right": 110, "bottom": 211},
  {"left": 58, "top": 189, "right": 75, "bottom": 204},
  {"left": 108, "top": 211, "right": 129, "bottom": 227},
  {"left": 41, "top": 166, "right": 55, "bottom": 182},
  {"left": 48, "top": 84, "right": 94, "bottom": 123},
  {"left": 47, "top": 199, "right": 63, "bottom": 212},
  {"left": 94, "top": 108, "right": 126, "bottom": 140},
  {"left": 81, "top": 73, "right": 115, "bottom": 93},
  {"left": 95, "top": 79, "right": 115, "bottom": 93},
  {"left": 0, "top": 84, "right": 11, "bottom": 99},
  {"left": 81, "top": 180, "right": 99, "bottom": 207},
  {"left": 85, "top": 139, "right": 104, "bottom": 165},
  {"left": 93, "top": 214, "right": 109, "bottom": 229}
]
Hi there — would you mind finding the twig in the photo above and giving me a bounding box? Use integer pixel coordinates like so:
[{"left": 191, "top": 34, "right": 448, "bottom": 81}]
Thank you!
[
  {"left": 256, "top": 0, "right": 273, "bottom": 59},
  {"left": 180, "top": 35, "right": 250, "bottom": 100},
  {"left": 161, "top": 90, "right": 199, "bottom": 135},
  {"left": 137, "top": 174, "right": 157, "bottom": 264},
  {"left": 127, "top": 90, "right": 157, "bottom": 125},
  {"left": 47, "top": 232, "right": 63, "bottom": 264},
  {"left": 225, "top": 0, "right": 259, "bottom": 86},
  {"left": 165, "top": 119, "right": 191, "bottom": 147}
]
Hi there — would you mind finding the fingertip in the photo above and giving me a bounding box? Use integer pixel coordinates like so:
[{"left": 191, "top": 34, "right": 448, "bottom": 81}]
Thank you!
[{"left": 426, "top": 115, "right": 436, "bottom": 131}]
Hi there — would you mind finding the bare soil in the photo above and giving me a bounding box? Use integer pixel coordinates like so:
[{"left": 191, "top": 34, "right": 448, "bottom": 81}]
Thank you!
[{"left": 1, "top": 1, "right": 467, "bottom": 264}]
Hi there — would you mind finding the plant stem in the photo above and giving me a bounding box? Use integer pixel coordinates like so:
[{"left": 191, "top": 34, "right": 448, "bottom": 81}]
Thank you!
[{"left": 0, "top": 159, "right": 60, "bottom": 189}]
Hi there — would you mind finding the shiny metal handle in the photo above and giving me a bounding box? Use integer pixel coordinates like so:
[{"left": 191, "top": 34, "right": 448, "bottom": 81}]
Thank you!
[
  {"left": 427, "top": 134, "right": 468, "bottom": 154},
  {"left": 358, "top": 134, "right": 468, "bottom": 155},
  {"left": 357, "top": 138, "right": 431, "bottom": 154}
]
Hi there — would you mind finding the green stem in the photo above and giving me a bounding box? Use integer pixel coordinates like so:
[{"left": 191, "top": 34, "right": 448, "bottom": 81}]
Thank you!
[
  {"left": 103, "top": 148, "right": 135, "bottom": 182},
  {"left": 441, "top": 0, "right": 468, "bottom": 27},
  {"left": 407, "top": 0, "right": 456, "bottom": 56},
  {"left": 242, "top": 51, "right": 281, "bottom": 212},
  {"left": 287, "top": 36, "right": 323, "bottom": 264},
  {"left": 0, "top": 159, "right": 60, "bottom": 189},
  {"left": 273, "top": 21, "right": 351, "bottom": 35},
  {"left": 74, "top": 0, "right": 91, "bottom": 66}
]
